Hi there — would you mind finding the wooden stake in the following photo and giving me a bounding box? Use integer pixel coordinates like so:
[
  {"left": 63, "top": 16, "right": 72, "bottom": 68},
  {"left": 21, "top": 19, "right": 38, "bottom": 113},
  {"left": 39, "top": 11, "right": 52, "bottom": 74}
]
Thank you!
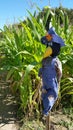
[{"left": 46, "top": 112, "right": 50, "bottom": 130}]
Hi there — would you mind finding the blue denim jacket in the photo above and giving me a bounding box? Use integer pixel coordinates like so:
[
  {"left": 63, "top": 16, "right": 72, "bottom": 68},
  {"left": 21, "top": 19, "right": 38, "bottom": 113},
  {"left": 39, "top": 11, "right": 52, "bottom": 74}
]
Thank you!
[{"left": 38, "top": 56, "right": 62, "bottom": 115}]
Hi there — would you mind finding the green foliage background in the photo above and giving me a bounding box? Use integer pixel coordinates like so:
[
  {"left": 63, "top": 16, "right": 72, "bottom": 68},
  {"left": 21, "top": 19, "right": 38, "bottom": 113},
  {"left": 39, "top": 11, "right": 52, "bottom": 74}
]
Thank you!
[{"left": 0, "top": 7, "right": 73, "bottom": 117}]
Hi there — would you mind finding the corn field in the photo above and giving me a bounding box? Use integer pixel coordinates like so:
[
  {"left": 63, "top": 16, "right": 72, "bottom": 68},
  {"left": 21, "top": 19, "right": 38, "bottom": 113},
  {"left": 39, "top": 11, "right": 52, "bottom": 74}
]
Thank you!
[{"left": 0, "top": 7, "right": 73, "bottom": 117}]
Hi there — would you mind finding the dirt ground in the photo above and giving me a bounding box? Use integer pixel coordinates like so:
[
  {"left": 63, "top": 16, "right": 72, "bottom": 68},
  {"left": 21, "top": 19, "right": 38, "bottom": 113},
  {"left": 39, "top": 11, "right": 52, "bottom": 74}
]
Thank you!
[
  {"left": 0, "top": 73, "right": 19, "bottom": 130},
  {"left": 20, "top": 110, "right": 73, "bottom": 130}
]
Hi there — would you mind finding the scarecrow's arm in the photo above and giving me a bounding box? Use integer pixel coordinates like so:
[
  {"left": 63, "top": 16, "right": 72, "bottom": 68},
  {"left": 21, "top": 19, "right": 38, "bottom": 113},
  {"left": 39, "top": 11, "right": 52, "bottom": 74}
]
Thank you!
[{"left": 55, "top": 58, "right": 62, "bottom": 83}]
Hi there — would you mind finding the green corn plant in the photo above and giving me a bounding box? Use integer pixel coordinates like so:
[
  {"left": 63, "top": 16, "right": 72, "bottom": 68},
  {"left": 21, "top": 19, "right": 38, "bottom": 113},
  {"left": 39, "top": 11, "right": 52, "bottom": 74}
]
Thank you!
[
  {"left": 1, "top": 7, "right": 73, "bottom": 115},
  {"left": 0, "top": 9, "right": 46, "bottom": 115},
  {"left": 19, "top": 65, "right": 35, "bottom": 112},
  {"left": 60, "top": 78, "right": 73, "bottom": 107}
]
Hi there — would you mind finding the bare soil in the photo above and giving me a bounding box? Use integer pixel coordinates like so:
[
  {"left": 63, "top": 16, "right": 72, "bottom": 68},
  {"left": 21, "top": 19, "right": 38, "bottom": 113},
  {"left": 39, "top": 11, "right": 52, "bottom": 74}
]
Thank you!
[
  {"left": 20, "top": 111, "right": 73, "bottom": 130},
  {"left": 0, "top": 72, "right": 19, "bottom": 130}
]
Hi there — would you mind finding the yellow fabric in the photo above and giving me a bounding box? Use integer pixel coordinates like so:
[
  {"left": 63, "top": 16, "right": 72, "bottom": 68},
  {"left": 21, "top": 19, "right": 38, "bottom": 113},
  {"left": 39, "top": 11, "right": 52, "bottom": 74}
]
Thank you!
[{"left": 43, "top": 46, "right": 52, "bottom": 58}]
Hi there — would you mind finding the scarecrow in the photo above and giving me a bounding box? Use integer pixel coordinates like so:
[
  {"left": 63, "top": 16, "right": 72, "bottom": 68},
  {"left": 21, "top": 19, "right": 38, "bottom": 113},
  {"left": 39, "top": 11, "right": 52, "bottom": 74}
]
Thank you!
[{"left": 38, "top": 27, "right": 65, "bottom": 117}]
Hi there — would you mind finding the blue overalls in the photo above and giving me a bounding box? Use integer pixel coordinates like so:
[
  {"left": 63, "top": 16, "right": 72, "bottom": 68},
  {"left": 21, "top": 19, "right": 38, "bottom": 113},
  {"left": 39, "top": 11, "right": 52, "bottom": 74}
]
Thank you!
[{"left": 39, "top": 57, "right": 58, "bottom": 116}]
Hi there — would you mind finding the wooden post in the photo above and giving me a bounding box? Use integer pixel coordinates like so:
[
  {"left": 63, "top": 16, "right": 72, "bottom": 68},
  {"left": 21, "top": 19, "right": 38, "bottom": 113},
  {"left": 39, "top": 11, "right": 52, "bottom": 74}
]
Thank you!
[{"left": 46, "top": 112, "right": 50, "bottom": 130}]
